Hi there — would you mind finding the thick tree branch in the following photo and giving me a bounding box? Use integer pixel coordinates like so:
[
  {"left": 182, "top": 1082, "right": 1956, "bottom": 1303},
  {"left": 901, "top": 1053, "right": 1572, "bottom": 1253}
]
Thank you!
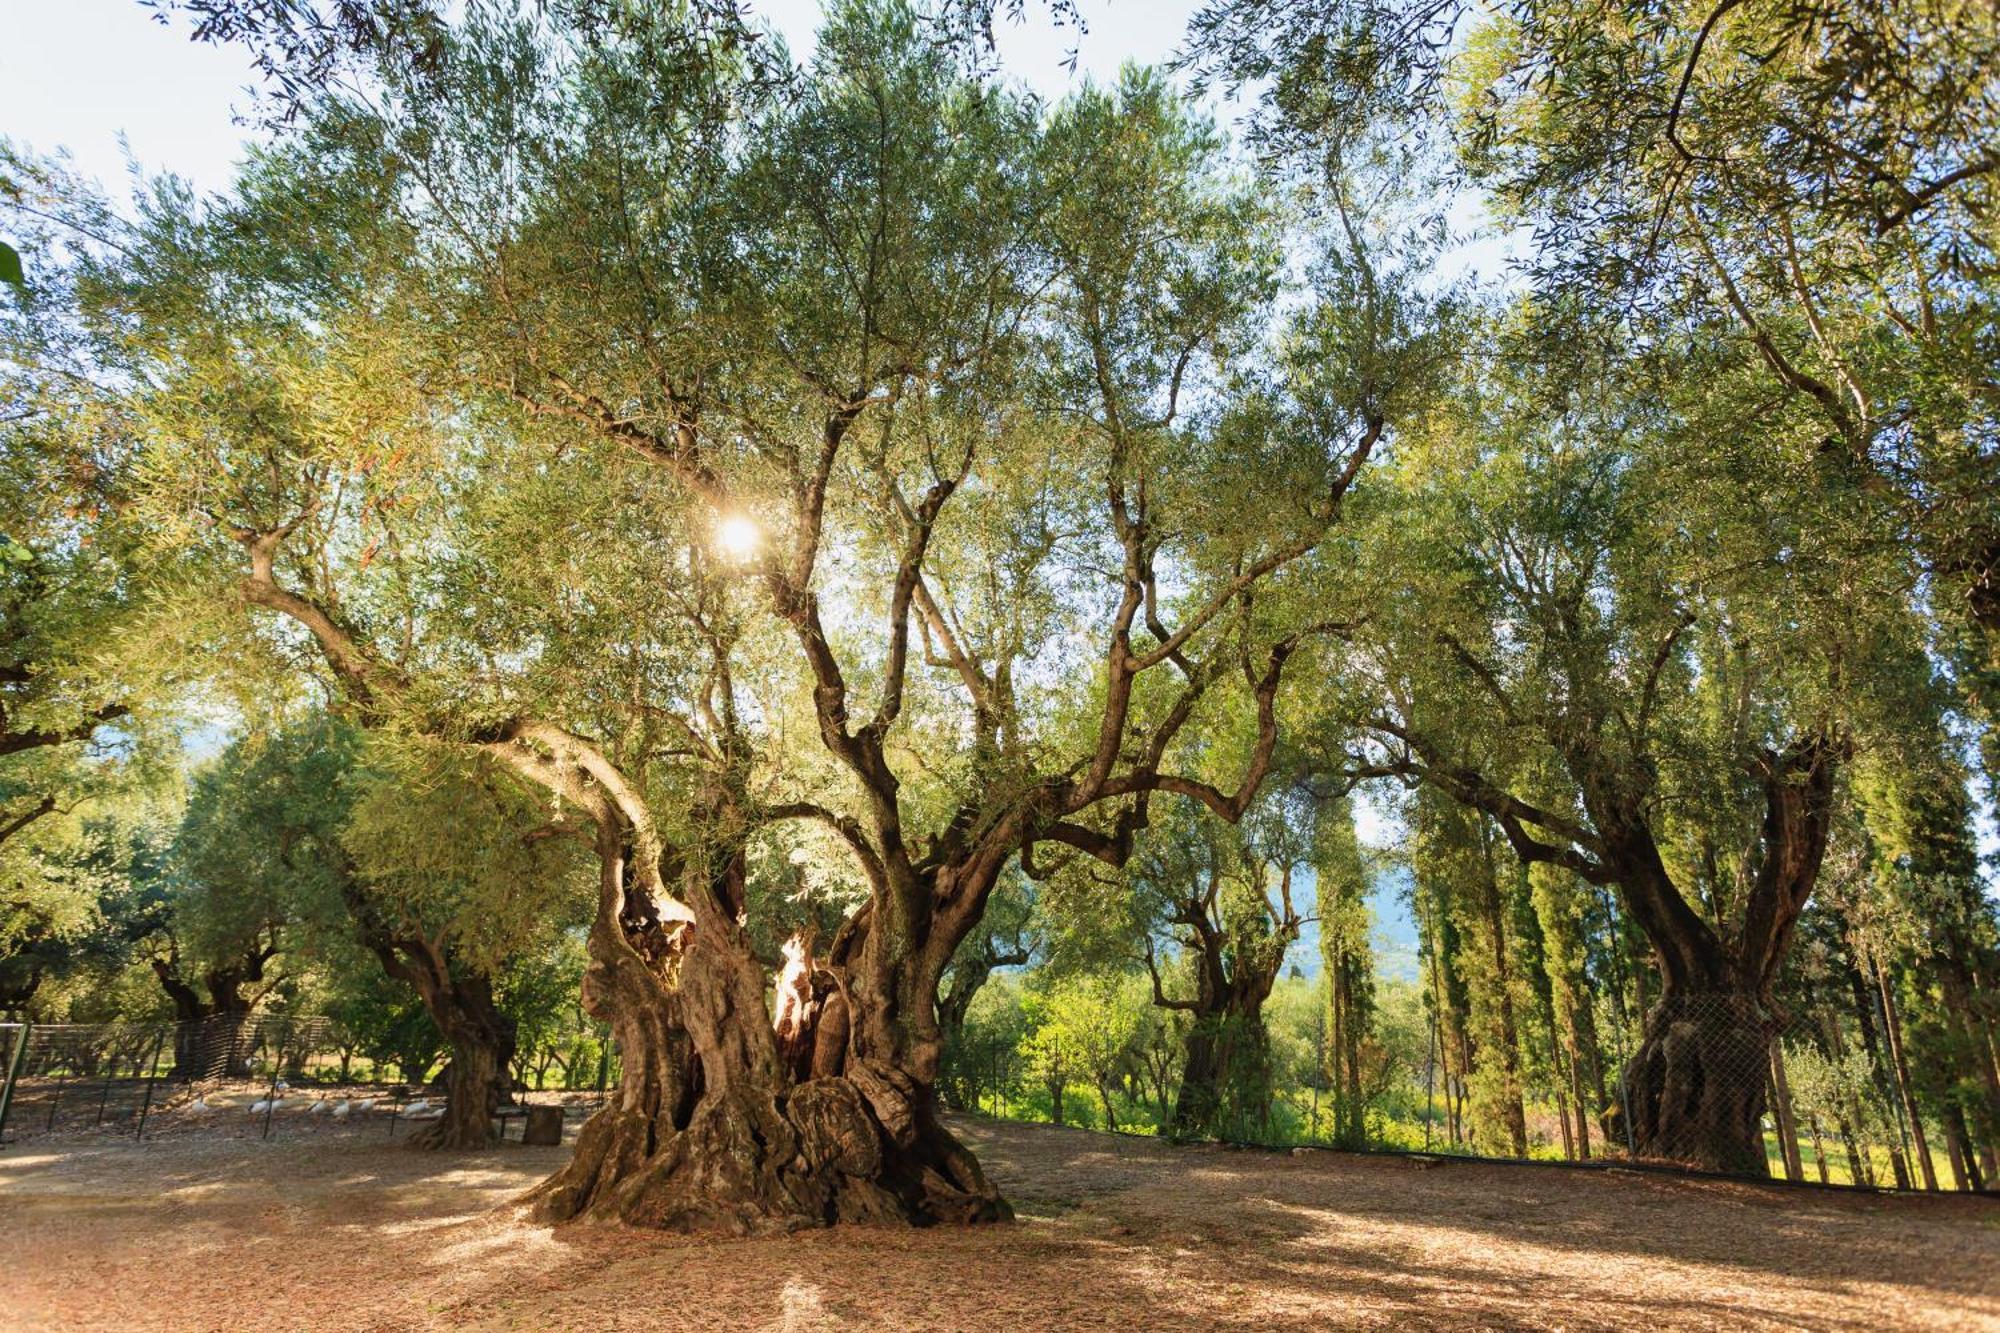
[
  {"left": 0, "top": 703, "right": 128, "bottom": 757},
  {"left": 0, "top": 793, "right": 57, "bottom": 848},
  {"left": 761, "top": 801, "right": 890, "bottom": 896}
]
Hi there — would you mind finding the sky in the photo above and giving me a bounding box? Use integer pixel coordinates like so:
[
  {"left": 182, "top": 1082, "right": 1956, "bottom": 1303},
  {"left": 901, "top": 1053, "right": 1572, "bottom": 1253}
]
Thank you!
[{"left": 1, "top": 0, "right": 1214, "bottom": 198}]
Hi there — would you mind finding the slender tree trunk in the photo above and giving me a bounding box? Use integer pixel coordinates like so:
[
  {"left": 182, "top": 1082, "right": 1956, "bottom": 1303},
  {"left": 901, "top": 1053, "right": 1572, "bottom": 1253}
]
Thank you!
[
  {"left": 1876, "top": 957, "right": 1939, "bottom": 1190},
  {"left": 1329, "top": 966, "right": 1347, "bottom": 1139},
  {"left": 1769, "top": 1037, "right": 1804, "bottom": 1182},
  {"left": 1942, "top": 1107, "right": 1972, "bottom": 1192},
  {"left": 1328, "top": 955, "right": 1368, "bottom": 1148},
  {"left": 1478, "top": 867, "right": 1529, "bottom": 1159},
  {"left": 1143, "top": 1046, "right": 1174, "bottom": 1124},
  {"left": 1836, "top": 1113, "right": 1869, "bottom": 1186},
  {"left": 1340, "top": 972, "right": 1365, "bottom": 1148},
  {"left": 1848, "top": 965, "right": 1912, "bottom": 1188},
  {"left": 1942, "top": 1102, "right": 1984, "bottom": 1192},
  {"left": 1569, "top": 1037, "right": 1592, "bottom": 1160},
  {"left": 1811, "top": 987, "right": 1872, "bottom": 1185},
  {"left": 1578, "top": 997, "right": 1610, "bottom": 1145},
  {"left": 1450, "top": 1036, "right": 1473, "bottom": 1147},
  {"left": 1807, "top": 1115, "right": 1829, "bottom": 1184},
  {"left": 1938, "top": 959, "right": 2000, "bottom": 1175}
]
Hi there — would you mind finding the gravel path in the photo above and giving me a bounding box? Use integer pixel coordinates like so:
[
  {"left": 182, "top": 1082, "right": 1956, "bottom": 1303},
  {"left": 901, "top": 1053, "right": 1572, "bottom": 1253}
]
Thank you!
[{"left": 0, "top": 1114, "right": 1992, "bottom": 1330}]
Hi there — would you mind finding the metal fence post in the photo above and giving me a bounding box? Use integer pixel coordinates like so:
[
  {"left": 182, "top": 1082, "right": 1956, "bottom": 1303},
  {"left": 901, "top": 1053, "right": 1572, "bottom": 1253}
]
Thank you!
[
  {"left": 93, "top": 1041, "right": 119, "bottom": 1126},
  {"left": 133, "top": 1028, "right": 167, "bottom": 1141},
  {"left": 0, "top": 1022, "right": 30, "bottom": 1144},
  {"left": 45, "top": 1042, "right": 71, "bottom": 1133}
]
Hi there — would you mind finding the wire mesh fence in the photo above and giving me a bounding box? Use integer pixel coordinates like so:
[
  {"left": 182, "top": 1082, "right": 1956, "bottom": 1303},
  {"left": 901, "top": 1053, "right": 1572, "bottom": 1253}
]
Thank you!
[
  {"left": 0, "top": 1021, "right": 172, "bottom": 1141},
  {"left": 0, "top": 1014, "right": 620, "bottom": 1146},
  {"left": 7, "top": 992, "right": 1980, "bottom": 1195},
  {"left": 948, "top": 990, "right": 1989, "bottom": 1193}
]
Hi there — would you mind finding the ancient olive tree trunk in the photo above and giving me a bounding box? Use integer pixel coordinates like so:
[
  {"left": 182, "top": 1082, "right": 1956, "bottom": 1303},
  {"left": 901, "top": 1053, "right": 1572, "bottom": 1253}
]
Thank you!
[
  {"left": 1162, "top": 921, "right": 1294, "bottom": 1143},
  {"left": 1172, "top": 1003, "right": 1275, "bottom": 1141},
  {"left": 522, "top": 821, "right": 699, "bottom": 1222},
  {"left": 527, "top": 824, "right": 1009, "bottom": 1233},
  {"left": 1396, "top": 723, "right": 1842, "bottom": 1175},
  {"left": 1619, "top": 990, "right": 1776, "bottom": 1175}
]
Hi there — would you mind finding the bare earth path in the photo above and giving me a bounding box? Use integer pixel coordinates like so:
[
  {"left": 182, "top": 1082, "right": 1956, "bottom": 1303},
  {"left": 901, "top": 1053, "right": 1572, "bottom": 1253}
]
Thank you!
[{"left": 1, "top": 1115, "right": 1993, "bottom": 1331}]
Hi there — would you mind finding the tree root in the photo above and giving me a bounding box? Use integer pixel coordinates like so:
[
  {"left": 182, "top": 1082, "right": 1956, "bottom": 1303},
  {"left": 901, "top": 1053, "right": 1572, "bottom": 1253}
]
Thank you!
[{"left": 525, "top": 1063, "right": 1010, "bottom": 1233}]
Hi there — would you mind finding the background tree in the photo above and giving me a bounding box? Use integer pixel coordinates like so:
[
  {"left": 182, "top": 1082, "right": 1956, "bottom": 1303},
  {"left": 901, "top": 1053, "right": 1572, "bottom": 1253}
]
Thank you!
[
  {"left": 179, "top": 717, "right": 593, "bottom": 1145},
  {"left": 1316, "top": 792, "right": 1375, "bottom": 1147},
  {"left": 1188, "top": 0, "right": 2000, "bottom": 790},
  {"left": 1338, "top": 318, "right": 1914, "bottom": 1171},
  {"left": 1019, "top": 974, "right": 1138, "bottom": 1130},
  {"left": 936, "top": 870, "right": 1034, "bottom": 1110},
  {"left": 340, "top": 732, "right": 595, "bottom": 1146},
  {"left": 1105, "top": 794, "right": 1315, "bottom": 1141}
]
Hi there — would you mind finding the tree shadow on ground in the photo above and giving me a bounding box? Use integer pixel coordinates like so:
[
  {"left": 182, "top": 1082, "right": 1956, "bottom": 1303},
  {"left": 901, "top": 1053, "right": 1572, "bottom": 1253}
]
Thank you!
[
  {"left": 5, "top": 1115, "right": 1990, "bottom": 1331},
  {"left": 945, "top": 1114, "right": 1996, "bottom": 1327}
]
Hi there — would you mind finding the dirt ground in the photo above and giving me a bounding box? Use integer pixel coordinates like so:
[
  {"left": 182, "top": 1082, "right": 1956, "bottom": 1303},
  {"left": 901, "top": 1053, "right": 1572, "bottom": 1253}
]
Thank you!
[{"left": 1, "top": 1114, "right": 1993, "bottom": 1332}]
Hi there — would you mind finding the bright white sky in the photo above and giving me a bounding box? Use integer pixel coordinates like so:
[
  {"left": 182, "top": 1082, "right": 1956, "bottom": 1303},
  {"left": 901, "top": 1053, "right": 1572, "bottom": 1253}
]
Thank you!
[{"left": 1, "top": 0, "right": 1213, "bottom": 197}]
